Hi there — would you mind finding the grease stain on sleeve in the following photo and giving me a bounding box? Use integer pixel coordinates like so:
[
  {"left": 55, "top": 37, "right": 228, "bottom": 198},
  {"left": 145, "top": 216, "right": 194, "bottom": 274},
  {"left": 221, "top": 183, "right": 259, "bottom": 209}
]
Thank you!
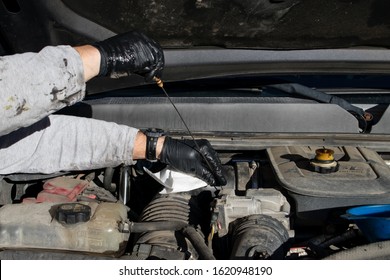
[
  {"left": 2, "top": 96, "right": 29, "bottom": 116},
  {"left": 50, "top": 86, "right": 66, "bottom": 101},
  {"left": 15, "top": 99, "right": 29, "bottom": 116},
  {"left": 3, "top": 96, "right": 15, "bottom": 111}
]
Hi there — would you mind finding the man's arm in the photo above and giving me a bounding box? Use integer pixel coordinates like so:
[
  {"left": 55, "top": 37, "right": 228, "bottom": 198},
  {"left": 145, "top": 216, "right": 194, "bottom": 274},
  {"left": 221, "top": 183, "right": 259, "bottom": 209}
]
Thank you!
[
  {"left": 0, "top": 32, "right": 225, "bottom": 185},
  {"left": 0, "top": 31, "right": 164, "bottom": 137},
  {"left": 0, "top": 39, "right": 162, "bottom": 166},
  {"left": 0, "top": 114, "right": 225, "bottom": 186},
  {"left": 0, "top": 115, "right": 139, "bottom": 174},
  {"left": 0, "top": 46, "right": 86, "bottom": 136},
  {"left": 74, "top": 45, "right": 100, "bottom": 81}
]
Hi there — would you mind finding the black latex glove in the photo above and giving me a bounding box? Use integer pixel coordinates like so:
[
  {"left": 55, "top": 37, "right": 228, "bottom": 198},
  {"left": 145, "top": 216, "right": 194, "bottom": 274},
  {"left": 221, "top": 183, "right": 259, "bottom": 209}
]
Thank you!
[
  {"left": 93, "top": 31, "right": 164, "bottom": 80},
  {"left": 159, "top": 137, "right": 227, "bottom": 186}
]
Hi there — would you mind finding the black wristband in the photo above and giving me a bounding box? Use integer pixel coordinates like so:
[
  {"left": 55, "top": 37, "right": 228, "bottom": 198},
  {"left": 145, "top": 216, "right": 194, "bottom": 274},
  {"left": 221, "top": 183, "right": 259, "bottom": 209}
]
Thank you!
[{"left": 145, "top": 128, "right": 164, "bottom": 161}]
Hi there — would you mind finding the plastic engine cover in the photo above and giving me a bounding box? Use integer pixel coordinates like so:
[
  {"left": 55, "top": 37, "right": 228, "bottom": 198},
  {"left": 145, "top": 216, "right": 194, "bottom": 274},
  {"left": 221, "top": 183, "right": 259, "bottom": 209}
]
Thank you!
[
  {"left": 0, "top": 202, "right": 129, "bottom": 255},
  {"left": 267, "top": 146, "right": 390, "bottom": 213}
]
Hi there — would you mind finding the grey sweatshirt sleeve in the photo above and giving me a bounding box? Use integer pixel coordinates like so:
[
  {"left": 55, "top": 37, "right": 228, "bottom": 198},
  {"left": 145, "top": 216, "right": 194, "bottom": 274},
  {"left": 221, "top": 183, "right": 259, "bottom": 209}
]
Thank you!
[
  {"left": 0, "top": 115, "right": 139, "bottom": 174},
  {"left": 0, "top": 46, "right": 86, "bottom": 136}
]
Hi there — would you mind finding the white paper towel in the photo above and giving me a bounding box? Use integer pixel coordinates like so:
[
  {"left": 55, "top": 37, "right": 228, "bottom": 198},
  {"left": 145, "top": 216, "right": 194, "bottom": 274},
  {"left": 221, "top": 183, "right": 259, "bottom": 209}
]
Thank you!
[{"left": 143, "top": 167, "right": 208, "bottom": 194}]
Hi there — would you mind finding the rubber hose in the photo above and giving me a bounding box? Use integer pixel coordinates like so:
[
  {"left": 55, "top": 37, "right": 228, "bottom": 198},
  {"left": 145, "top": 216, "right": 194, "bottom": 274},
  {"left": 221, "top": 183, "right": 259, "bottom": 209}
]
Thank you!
[
  {"left": 324, "top": 240, "right": 390, "bottom": 260},
  {"left": 130, "top": 221, "right": 188, "bottom": 233},
  {"left": 182, "top": 226, "right": 216, "bottom": 260},
  {"left": 103, "top": 167, "right": 116, "bottom": 192}
]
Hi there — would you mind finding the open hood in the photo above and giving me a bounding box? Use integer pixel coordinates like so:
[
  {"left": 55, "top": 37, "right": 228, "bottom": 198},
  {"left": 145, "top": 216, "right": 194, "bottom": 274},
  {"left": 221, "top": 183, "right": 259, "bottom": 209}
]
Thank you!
[
  {"left": 2, "top": 0, "right": 390, "bottom": 91},
  {"left": 59, "top": 0, "right": 390, "bottom": 50},
  {"left": 2, "top": 0, "right": 390, "bottom": 50}
]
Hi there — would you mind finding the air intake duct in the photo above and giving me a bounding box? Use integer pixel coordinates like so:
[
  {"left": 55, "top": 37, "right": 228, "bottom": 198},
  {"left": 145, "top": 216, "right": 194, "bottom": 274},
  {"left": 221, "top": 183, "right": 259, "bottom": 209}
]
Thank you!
[{"left": 229, "top": 214, "right": 289, "bottom": 259}]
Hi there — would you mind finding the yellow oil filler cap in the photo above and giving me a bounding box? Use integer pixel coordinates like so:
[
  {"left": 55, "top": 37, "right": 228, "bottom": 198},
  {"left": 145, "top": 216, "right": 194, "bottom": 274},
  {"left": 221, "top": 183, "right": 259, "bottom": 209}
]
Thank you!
[{"left": 310, "top": 148, "right": 339, "bottom": 173}]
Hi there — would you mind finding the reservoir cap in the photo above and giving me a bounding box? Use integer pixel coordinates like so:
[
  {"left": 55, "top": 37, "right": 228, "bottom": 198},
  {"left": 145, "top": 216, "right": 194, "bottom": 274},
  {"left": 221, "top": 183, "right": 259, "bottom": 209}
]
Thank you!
[{"left": 56, "top": 203, "right": 91, "bottom": 224}]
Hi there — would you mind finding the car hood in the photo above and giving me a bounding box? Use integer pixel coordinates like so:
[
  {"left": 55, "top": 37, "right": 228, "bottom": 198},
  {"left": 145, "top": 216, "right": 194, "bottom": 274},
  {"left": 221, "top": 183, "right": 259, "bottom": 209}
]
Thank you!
[
  {"left": 2, "top": 0, "right": 390, "bottom": 51},
  {"left": 2, "top": 0, "right": 390, "bottom": 91},
  {"left": 62, "top": 0, "right": 390, "bottom": 50}
]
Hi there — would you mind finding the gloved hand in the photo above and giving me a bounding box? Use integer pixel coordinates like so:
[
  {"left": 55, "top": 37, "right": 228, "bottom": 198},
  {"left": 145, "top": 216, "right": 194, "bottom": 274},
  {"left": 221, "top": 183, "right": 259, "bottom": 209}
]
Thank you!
[
  {"left": 93, "top": 31, "right": 164, "bottom": 80},
  {"left": 159, "top": 137, "right": 227, "bottom": 186}
]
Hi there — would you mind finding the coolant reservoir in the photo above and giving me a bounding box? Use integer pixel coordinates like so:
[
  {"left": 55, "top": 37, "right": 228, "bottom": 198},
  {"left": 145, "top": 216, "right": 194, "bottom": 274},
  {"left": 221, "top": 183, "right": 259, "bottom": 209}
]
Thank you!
[{"left": 0, "top": 202, "right": 129, "bottom": 255}]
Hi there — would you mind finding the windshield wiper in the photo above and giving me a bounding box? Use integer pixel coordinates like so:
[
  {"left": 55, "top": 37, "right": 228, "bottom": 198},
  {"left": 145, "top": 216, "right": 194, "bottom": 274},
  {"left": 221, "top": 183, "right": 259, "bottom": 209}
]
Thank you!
[{"left": 265, "top": 83, "right": 373, "bottom": 133}]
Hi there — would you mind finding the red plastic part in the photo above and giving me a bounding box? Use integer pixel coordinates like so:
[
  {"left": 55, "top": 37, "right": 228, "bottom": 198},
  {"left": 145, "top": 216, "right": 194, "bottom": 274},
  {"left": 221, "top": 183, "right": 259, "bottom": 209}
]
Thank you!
[{"left": 23, "top": 177, "right": 89, "bottom": 203}]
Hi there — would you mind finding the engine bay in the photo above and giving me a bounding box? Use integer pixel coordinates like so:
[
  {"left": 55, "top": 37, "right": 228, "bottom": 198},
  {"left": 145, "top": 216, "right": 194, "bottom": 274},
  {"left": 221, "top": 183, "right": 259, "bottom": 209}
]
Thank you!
[
  {"left": 1, "top": 144, "right": 389, "bottom": 260},
  {"left": 2, "top": 0, "right": 390, "bottom": 264}
]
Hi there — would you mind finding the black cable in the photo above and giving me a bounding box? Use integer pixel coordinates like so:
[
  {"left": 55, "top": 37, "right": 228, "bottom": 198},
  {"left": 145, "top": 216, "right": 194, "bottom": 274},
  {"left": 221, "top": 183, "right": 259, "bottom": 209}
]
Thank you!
[{"left": 266, "top": 83, "right": 371, "bottom": 132}]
